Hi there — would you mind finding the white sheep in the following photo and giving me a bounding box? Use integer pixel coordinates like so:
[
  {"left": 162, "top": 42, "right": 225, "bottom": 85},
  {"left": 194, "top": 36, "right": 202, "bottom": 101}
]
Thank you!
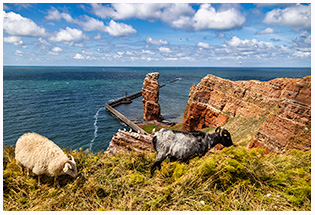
[{"left": 15, "top": 132, "right": 78, "bottom": 187}]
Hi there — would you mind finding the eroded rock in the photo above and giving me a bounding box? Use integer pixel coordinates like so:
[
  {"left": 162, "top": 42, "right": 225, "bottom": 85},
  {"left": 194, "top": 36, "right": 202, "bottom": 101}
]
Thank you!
[
  {"left": 106, "top": 131, "right": 154, "bottom": 153},
  {"left": 142, "top": 72, "right": 163, "bottom": 121},
  {"left": 183, "top": 75, "right": 311, "bottom": 153}
]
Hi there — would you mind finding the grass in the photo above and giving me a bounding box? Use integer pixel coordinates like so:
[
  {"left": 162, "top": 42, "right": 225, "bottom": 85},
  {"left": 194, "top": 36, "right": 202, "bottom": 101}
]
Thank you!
[
  {"left": 139, "top": 122, "right": 184, "bottom": 134},
  {"left": 3, "top": 145, "right": 311, "bottom": 211}
]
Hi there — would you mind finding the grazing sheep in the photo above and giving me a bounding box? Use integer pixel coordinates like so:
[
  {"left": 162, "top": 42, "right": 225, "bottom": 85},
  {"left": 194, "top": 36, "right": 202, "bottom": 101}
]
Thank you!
[
  {"left": 15, "top": 132, "right": 78, "bottom": 187},
  {"left": 151, "top": 127, "right": 234, "bottom": 176}
]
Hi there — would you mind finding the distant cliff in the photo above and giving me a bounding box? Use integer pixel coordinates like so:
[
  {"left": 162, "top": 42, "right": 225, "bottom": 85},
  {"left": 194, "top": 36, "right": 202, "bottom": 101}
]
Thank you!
[{"left": 183, "top": 75, "right": 311, "bottom": 153}]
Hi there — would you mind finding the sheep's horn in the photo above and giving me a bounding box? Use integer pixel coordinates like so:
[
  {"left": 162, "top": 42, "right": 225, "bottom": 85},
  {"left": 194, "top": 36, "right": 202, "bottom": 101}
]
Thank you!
[
  {"left": 220, "top": 127, "right": 224, "bottom": 137},
  {"left": 215, "top": 127, "right": 221, "bottom": 133},
  {"left": 70, "top": 155, "right": 75, "bottom": 164}
]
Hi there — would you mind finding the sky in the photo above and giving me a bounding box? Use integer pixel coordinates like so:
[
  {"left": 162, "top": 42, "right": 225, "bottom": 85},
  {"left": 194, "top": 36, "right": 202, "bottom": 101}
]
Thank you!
[{"left": 2, "top": 2, "right": 312, "bottom": 67}]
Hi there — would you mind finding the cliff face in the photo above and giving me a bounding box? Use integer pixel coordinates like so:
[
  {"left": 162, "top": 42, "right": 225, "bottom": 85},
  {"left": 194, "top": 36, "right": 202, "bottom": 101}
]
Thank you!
[
  {"left": 183, "top": 75, "right": 311, "bottom": 153},
  {"left": 142, "top": 72, "right": 163, "bottom": 122},
  {"left": 106, "top": 131, "right": 154, "bottom": 153}
]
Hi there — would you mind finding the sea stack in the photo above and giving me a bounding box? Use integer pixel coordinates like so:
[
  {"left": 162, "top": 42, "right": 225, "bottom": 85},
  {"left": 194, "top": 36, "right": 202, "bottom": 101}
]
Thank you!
[{"left": 142, "top": 72, "right": 163, "bottom": 122}]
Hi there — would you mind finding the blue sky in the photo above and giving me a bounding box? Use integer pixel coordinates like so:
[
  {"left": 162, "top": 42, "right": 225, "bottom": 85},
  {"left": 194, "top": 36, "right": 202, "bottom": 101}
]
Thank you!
[{"left": 2, "top": 2, "right": 311, "bottom": 67}]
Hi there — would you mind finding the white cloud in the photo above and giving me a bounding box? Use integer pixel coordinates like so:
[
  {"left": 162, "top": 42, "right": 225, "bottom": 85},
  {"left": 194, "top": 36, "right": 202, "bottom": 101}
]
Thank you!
[
  {"left": 48, "top": 51, "right": 58, "bottom": 55},
  {"left": 257, "top": 27, "right": 275, "bottom": 34},
  {"left": 94, "top": 33, "right": 102, "bottom": 40},
  {"left": 146, "top": 37, "right": 168, "bottom": 45},
  {"left": 142, "top": 50, "right": 155, "bottom": 55},
  {"left": 159, "top": 47, "right": 171, "bottom": 53},
  {"left": 197, "top": 42, "right": 212, "bottom": 49},
  {"left": 90, "top": 3, "right": 116, "bottom": 19},
  {"left": 226, "top": 36, "right": 274, "bottom": 49},
  {"left": 45, "top": 7, "right": 74, "bottom": 23},
  {"left": 160, "top": 3, "right": 195, "bottom": 29},
  {"left": 52, "top": 47, "right": 63, "bottom": 52},
  {"left": 263, "top": 4, "right": 311, "bottom": 30},
  {"left": 49, "top": 27, "right": 86, "bottom": 42},
  {"left": 91, "top": 3, "right": 166, "bottom": 20},
  {"left": 192, "top": 4, "right": 246, "bottom": 30},
  {"left": 217, "top": 33, "right": 226, "bottom": 38},
  {"left": 226, "top": 36, "right": 242, "bottom": 47},
  {"left": 73, "top": 53, "right": 84, "bottom": 59},
  {"left": 78, "top": 16, "right": 107, "bottom": 32},
  {"left": 291, "top": 31, "right": 311, "bottom": 57},
  {"left": 104, "top": 20, "right": 137, "bottom": 37},
  {"left": 15, "top": 50, "right": 23, "bottom": 56},
  {"left": 293, "top": 51, "right": 310, "bottom": 58},
  {"left": 91, "top": 3, "right": 245, "bottom": 31},
  {"left": 4, "top": 36, "right": 23, "bottom": 46},
  {"left": 293, "top": 31, "right": 311, "bottom": 46},
  {"left": 164, "top": 57, "right": 178, "bottom": 61},
  {"left": 45, "top": 8, "right": 136, "bottom": 37},
  {"left": 3, "top": 11, "right": 46, "bottom": 37}
]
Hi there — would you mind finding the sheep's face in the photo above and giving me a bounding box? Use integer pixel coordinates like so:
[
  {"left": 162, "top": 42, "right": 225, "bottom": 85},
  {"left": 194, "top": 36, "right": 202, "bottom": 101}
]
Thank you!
[
  {"left": 221, "top": 129, "right": 234, "bottom": 147},
  {"left": 63, "top": 156, "right": 78, "bottom": 178}
]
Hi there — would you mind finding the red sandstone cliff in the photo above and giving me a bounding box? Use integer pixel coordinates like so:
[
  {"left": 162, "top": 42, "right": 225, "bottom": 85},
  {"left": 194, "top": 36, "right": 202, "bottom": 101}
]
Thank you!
[
  {"left": 183, "top": 75, "right": 311, "bottom": 153},
  {"left": 142, "top": 72, "right": 163, "bottom": 121}
]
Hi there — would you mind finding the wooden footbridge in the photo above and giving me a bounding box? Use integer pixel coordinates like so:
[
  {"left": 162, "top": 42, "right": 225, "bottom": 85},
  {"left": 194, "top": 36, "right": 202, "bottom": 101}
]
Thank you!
[{"left": 105, "top": 78, "right": 179, "bottom": 135}]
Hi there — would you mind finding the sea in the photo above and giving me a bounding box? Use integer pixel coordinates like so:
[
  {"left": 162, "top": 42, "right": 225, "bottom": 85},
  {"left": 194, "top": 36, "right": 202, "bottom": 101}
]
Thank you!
[{"left": 3, "top": 67, "right": 311, "bottom": 153}]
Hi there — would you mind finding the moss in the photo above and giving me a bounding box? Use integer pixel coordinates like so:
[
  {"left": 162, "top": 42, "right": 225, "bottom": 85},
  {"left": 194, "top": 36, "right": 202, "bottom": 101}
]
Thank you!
[
  {"left": 198, "top": 157, "right": 216, "bottom": 178},
  {"left": 129, "top": 173, "right": 145, "bottom": 184},
  {"left": 172, "top": 163, "right": 186, "bottom": 181}
]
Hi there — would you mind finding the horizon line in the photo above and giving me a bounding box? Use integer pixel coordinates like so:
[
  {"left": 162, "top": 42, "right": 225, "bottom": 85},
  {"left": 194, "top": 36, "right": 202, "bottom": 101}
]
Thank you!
[{"left": 3, "top": 65, "right": 311, "bottom": 68}]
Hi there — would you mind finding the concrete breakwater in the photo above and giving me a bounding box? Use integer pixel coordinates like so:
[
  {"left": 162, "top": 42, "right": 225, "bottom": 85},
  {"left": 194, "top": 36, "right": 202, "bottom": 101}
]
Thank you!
[
  {"left": 105, "top": 104, "right": 148, "bottom": 135},
  {"left": 105, "top": 75, "right": 179, "bottom": 136}
]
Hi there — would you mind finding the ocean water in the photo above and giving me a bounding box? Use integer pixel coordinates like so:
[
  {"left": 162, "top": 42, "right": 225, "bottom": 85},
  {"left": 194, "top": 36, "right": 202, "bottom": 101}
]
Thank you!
[{"left": 3, "top": 66, "right": 311, "bottom": 153}]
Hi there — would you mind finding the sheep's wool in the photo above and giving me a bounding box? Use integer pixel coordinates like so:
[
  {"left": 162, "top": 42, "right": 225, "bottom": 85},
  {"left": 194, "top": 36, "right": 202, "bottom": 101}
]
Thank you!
[{"left": 15, "top": 133, "right": 69, "bottom": 177}]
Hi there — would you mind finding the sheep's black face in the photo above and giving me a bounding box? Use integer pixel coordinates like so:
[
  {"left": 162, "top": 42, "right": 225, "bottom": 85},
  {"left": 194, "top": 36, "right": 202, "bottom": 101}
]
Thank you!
[{"left": 221, "top": 130, "right": 234, "bottom": 147}]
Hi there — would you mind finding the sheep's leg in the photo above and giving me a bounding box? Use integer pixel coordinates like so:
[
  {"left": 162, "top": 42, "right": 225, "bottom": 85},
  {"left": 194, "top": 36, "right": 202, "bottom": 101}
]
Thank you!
[
  {"left": 170, "top": 156, "right": 178, "bottom": 162},
  {"left": 37, "top": 175, "right": 41, "bottom": 186},
  {"left": 151, "top": 154, "right": 167, "bottom": 177},
  {"left": 16, "top": 161, "right": 24, "bottom": 174},
  {"left": 27, "top": 168, "right": 30, "bottom": 176},
  {"left": 54, "top": 173, "right": 60, "bottom": 188}
]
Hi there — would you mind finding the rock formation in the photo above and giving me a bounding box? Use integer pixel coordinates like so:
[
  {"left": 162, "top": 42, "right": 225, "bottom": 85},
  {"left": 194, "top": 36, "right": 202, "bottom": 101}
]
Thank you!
[
  {"left": 106, "top": 131, "right": 154, "bottom": 153},
  {"left": 183, "top": 74, "right": 311, "bottom": 153},
  {"left": 142, "top": 72, "right": 163, "bottom": 121}
]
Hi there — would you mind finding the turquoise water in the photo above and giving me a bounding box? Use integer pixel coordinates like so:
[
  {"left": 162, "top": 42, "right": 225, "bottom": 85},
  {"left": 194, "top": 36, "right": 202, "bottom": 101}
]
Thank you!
[{"left": 3, "top": 66, "right": 311, "bottom": 152}]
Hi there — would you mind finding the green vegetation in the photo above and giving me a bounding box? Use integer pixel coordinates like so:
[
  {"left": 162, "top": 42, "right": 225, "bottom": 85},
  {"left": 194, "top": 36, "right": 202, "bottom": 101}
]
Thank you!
[
  {"left": 140, "top": 122, "right": 184, "bottom": 134},
  {"left": 3, "top": 145, "right": 311, "bottom": 211}
]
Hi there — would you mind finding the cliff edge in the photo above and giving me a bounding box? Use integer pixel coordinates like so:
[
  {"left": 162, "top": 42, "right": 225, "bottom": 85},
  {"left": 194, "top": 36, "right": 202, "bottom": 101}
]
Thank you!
[{"left": 183, "top": 75, "right": 311, "bottom": 153}]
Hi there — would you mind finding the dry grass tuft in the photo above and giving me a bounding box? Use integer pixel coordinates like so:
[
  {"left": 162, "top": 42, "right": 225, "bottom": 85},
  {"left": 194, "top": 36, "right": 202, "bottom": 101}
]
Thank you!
[{"left": 3, "top": 146, "right": 311, "bottom": 211}]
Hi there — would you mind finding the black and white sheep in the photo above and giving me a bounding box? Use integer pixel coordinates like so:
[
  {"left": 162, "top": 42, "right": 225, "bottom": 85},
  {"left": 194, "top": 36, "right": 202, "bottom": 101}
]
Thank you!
[
  {"left": 151, "top": 127, "right": 234, "bottom": 176},
  {"left": 15, "top": 132, "right": 78, "bottom": 187}
]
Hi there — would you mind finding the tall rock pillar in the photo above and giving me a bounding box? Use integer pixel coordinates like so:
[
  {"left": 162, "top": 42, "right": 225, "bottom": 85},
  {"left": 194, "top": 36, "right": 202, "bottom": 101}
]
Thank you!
[{"left": 142, "top": 72, "right": 163, "bottom": 121}]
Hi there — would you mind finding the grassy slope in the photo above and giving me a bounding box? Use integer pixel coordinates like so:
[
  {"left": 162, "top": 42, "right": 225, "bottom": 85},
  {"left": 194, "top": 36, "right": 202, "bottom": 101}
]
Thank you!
[{"left": 3, "top": 145, "right": 311, "bottom": 211}]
